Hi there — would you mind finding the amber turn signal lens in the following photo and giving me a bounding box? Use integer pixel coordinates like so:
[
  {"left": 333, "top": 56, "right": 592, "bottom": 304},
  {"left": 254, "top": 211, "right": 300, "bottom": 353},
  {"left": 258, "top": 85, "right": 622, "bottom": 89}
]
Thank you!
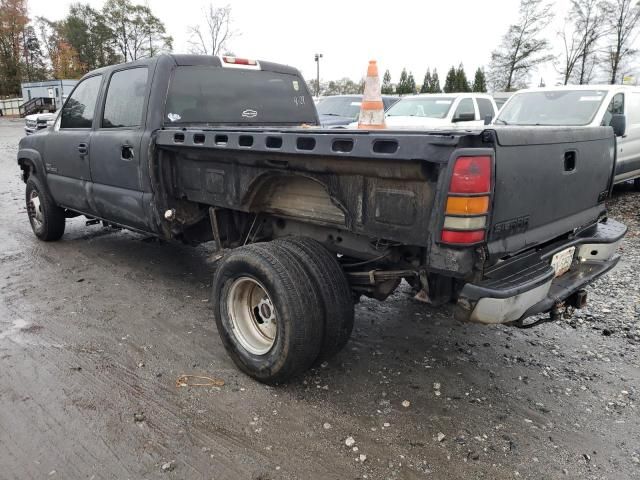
[{"left": 446, "top": 196, "right": 489, "bottom": 215}]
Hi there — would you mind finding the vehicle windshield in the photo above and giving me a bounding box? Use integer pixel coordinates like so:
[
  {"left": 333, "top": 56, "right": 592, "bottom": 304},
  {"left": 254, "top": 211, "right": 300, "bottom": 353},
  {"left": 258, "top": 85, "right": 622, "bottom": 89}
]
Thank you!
[
  {"left": 165, "top": 66, "right": 317, "bottom": 125},
  {"left": 495, "top": 90, "right": 608, "bottom": 126},
  {"left": 316, "top": 97, "right": 361, "bottom": 118},
  {"left": 385, "top": 97, "right": 454, "bottom": 119}
]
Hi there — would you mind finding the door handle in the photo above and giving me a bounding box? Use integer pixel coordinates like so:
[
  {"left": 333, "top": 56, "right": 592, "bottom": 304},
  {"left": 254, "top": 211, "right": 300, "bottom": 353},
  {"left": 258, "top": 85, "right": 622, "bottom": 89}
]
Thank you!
[
  {"left": 78, "top": 143, "right": 88, "bottom": 155},
  {"left": 121, "top": 144, "right": 134, "bottom": 160}
]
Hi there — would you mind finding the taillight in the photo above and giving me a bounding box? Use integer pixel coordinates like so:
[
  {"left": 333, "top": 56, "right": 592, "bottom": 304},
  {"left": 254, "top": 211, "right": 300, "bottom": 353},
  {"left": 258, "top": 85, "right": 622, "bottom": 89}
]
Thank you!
[
  {"left": 222, "top": 56, "right": 258, "bottom": 66},
  {"left": 441, "top": 155, "right": 492, "bottom": 245}
]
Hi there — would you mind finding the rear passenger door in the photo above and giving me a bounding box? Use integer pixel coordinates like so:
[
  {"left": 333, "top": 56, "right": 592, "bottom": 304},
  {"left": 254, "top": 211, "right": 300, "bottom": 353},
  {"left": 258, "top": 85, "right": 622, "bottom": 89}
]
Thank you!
[
  {"left": 44, "top": 74, "right": 102, "bottom": 213},
  {"left": 89, "top": 67, "right": 150, "bottom": 230}
]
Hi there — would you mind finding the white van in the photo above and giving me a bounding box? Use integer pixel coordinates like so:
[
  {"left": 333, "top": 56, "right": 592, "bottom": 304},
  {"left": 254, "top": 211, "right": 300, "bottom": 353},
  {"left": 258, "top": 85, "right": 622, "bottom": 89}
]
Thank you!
[
  {"left": 494, "top": 85, "right": 640, "bottom": 188},
  {"left": 383, "top": 93, "right": 498, "bottom": 129}
]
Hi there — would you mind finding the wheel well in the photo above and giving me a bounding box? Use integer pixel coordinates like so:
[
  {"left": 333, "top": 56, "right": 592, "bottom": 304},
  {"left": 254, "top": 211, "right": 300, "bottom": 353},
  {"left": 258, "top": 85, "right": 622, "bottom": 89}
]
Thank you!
[
  {"left": 18, "top": 158, "right": 35, "bottom": 183},
  {"left": 245, "top": 174, "right": 346, "bottom": 225}
]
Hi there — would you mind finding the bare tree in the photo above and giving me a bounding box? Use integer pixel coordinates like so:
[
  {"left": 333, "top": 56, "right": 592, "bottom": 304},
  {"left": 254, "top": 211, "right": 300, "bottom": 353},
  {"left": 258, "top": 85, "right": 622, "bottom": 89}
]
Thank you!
[
  {"left": 187, "top": 4, "right": 236, "bottom": 56},
  {"left": 488, "top": 0, "right": 555, "bottom": 91},
  {"left": 556, "top": 21, "right": 585, "bottom": 84},
  {"left": 571, "top": 0, "right": 607, "bottom": 84},
  {"left": 603, "top": 0, "right": 640, "bottom": 84}
]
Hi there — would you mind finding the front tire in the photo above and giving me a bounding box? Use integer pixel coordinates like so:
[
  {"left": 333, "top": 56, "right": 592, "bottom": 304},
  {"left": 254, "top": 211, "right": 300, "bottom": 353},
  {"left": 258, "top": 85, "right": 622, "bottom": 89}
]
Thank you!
[
  {"left": 25, "top": 176, "right": 65, "bottom": 241},
  {"left": 212, "top": 242, "right": 324, "bottom": 383}
]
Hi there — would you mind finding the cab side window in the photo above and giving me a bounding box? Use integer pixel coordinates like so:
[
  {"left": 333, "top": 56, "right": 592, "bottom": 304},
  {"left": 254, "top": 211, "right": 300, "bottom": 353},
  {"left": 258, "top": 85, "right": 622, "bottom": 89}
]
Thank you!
[
  {"left": 102, "top": 68, "right": 148, "bottom": 128},
  {"left": 602, "top": 93, "right": 624, "bottom": 126},
  {"left": 60, "top": 75, "right": 102, "bottom": 129},
  {"left": 476, "top": 98, "right": 496, "bottom": 119},
  {"left": 453, "top": 98, "right": 475, "bottom": 120}
]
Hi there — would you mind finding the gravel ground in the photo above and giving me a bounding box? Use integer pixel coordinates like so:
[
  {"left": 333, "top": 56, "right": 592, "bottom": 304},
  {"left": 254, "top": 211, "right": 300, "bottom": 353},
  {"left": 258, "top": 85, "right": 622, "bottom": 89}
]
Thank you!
[{"left": 0, "top": 117, "right": 639, "bottom": 479}]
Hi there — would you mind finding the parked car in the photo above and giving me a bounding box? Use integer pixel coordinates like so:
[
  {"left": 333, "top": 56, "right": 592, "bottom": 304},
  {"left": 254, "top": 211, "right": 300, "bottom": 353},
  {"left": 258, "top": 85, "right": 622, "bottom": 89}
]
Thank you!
[
  {"left": 17, "top": 54, "right": 626, "bottom": 383},
  {"left": 317, "top": 94, "right": 399, "bottom": 127},
  {"left": 382, "top": 93, "right": 498, "bottom": 129},
  {"left": 24, "top": 111, "right": 58, "bottom": 135},
  {"left": 494, "top": 85, "right": 640, "bottom": 188}
]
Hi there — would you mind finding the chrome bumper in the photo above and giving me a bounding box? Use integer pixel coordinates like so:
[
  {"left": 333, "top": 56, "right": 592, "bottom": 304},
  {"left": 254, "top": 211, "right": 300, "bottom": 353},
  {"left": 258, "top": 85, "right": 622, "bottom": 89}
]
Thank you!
[{"left": 456, "top": 218, "right": 626, "bottom": 325}]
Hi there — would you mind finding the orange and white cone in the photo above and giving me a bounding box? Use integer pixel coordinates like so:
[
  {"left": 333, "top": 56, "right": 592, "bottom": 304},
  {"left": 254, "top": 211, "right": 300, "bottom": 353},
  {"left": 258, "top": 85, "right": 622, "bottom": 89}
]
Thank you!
[{"left": 358, "top": 60, "right": 386, "bottom": 129}]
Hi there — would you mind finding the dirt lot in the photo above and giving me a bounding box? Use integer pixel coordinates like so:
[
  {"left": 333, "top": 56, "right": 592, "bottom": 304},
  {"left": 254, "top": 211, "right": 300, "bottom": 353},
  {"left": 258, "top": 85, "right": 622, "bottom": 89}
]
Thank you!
[{"left": 0, "top": 117, "right": 639, "bottom": 480}]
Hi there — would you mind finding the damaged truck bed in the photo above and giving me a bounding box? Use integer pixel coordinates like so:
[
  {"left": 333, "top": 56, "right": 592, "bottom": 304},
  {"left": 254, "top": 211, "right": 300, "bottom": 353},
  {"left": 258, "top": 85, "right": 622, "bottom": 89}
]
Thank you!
[{"left": 18, "top": 54, "right": 626, "bottom": 382}]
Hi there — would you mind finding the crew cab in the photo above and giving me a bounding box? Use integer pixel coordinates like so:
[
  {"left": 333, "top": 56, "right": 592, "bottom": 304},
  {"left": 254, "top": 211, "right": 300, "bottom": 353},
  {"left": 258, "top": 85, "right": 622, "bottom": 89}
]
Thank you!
[
  {"left": 495, "top": 85, "right": 640, "bottom": 188},
  {"left": 17, "top": 55, "right": 626, "bottom": 383}
]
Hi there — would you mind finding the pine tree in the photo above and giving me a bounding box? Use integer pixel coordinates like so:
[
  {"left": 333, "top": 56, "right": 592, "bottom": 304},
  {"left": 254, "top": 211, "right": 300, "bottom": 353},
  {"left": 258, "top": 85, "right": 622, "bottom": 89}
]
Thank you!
[
  {"left": 396, "top": 68, "right": 409, "bottom": 95},
  {"left": 381, "top": 69, "right": 393, "bottom": 94},
  {"left": 407, "top": 72, "right": 416, "bottom": 94},
  {"left": 420, "top": 69, "right": 432, "bottom": 93},
  {"left": 443, "top": 66, "right": 457, "bottom": 93},
  {"left": 455, "top": 64, "right": 470, "bottom": 92},
  {"left": 430, "top": 69, "right": 442, "bottom": 93},
  {"left": 472, "top": 68, "right": 487, "bottom": 92}
]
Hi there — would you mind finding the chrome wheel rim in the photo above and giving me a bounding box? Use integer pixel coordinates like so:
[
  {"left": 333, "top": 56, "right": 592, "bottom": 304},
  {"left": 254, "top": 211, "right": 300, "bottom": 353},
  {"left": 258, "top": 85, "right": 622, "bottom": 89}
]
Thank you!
[
  {"left": 28, "top": 190, "right": 43, "bottom": 228},
  {"left": 227, "top": 277, "right": 277, "bottom": 355}
]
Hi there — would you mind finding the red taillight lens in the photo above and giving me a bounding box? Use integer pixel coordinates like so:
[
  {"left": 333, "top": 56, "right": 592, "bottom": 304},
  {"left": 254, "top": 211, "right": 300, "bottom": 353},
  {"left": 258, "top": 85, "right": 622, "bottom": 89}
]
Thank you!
[
  {"left": 223, "top": 56, "right": 256, "bottom": 65},
  {"left": 441, "top": 229, "right": 485, "bottom": 244},
  {"left": 450, "top": 156, "right": 491, "bottom": 193}
]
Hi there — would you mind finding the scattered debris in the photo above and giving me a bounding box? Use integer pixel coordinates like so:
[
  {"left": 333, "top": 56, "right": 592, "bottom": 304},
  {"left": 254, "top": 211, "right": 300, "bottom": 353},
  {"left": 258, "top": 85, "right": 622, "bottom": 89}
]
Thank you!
[
  {"left": 133, "top": 412, "right": 145, "bottom": 423},
  {"left": 161, "top": 461, "right": 175, "bottom": 472},
  {"left": 345, "top": 436, "right": 355, "bottom": 447},
  {"left": 401, "top": 400, "right": 411, "bottom": 408},
  {"left": 437, "top": 432, "right": 446, "bottom": 442},
  {"left": 176, "top": 374, "right": 224, "bottom": 388},
  {"left": 323, "top": 422, "right": 332, "bottom": 430}
]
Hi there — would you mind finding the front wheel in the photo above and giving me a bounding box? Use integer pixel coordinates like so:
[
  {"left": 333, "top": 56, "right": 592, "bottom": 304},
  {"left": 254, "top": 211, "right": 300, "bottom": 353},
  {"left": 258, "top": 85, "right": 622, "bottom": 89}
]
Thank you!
[
  {"left": 212, "top": 242, "right": 324, "bottom": 383},
  {"left": 25, "top": 176, "right": 65, "bottom": 241}
]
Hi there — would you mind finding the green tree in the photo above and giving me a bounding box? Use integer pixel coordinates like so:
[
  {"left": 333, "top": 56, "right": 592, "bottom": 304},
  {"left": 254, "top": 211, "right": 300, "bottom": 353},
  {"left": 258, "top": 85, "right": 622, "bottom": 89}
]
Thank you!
[
  {"left": 472, "top": 67, "right": 487, "bottom": 92},
  {"left": 103, "top": 0, "right": 172, "bottom": 62},
  {"left": 455, "top": 64, "right": 470, "bottom": 92},
  {"left": 443, "top": 66, "right": 457, "bottom": 93},
  {"left": 430, "top": 69, "right": 442, "bottom": 93},
  {"left": 420, "top": 69, "right": 432, "bottom": 93},
  {"left": 396, "top": 68, "right": 409, "bottom": 94},
  {"left": 0, "top": 0, "right": 29, "bottom": 95},
  {"left": 406, "top": 71, "right": 416, "bottom": 94},
  {"left": 381, "top": 69, "right": 393, "bottom": 94},
  {"left": 59, "top": 4, "right": 119, "bottom": 71}
]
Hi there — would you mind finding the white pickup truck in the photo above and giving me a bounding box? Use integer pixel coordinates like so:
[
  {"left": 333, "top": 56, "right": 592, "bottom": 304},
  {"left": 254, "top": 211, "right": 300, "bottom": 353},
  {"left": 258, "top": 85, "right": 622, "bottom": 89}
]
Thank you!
[
  {"left": 495, "top": 85, "right": 640, "bottom": 188},
  {"left": 24, "top": 111, "right": 58, "bottom": 136}
]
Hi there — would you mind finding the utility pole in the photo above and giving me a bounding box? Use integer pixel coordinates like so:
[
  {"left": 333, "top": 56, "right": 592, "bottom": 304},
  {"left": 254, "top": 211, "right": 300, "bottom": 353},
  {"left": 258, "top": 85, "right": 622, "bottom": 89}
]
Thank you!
[{"left": 314, "top": 53, "right": 323, "bottom": 97}]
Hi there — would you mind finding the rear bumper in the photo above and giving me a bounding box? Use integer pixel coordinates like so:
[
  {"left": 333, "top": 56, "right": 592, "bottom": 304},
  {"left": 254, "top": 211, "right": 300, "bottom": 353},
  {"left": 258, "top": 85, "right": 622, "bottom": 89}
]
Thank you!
[{"left": 455, "top": 218, "right": 627, "bottom": 324}]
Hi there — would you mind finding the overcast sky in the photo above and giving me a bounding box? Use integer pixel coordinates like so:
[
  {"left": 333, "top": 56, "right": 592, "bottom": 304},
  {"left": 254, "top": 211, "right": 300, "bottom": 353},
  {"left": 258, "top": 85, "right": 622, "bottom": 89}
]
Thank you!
[{"left": 29, "top": 0, "right": 577, "bottom": 86}]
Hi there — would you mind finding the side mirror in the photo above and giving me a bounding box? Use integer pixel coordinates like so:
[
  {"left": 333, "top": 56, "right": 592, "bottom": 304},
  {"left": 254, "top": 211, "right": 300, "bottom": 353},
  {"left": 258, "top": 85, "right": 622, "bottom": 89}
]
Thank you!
[
  {"left": 452, "top": 112, "right": 475, "bottom": 123},
  {"left": 484, "top": 114, "right": 493, "bottom": 125},
  {"left": 610, "top": 114, "right": 626, "bottom": 137}
]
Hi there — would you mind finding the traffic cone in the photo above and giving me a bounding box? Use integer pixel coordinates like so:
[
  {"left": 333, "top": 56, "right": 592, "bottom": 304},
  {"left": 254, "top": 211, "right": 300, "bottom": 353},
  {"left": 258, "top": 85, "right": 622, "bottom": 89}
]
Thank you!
[{"left": 358, "top": 60, "right": 385, "bottom": 129}]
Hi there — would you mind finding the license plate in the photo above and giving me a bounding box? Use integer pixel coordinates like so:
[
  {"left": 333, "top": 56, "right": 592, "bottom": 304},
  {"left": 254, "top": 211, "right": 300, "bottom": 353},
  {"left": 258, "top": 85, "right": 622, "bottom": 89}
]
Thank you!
[{"left": 551, "top": 246, "right": 576, "bottom": 278}]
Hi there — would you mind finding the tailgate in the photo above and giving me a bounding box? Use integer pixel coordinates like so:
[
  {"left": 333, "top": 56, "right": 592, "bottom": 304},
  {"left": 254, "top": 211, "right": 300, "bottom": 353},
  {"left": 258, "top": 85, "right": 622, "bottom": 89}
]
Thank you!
[{"left": 487, "top": 126, "right": 615, "bottom": 257}]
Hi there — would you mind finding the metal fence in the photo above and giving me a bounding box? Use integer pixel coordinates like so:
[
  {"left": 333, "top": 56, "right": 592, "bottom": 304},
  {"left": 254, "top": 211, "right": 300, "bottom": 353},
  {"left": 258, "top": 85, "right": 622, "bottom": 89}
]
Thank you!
[{"left": 0, "top": 98, "right": 23, "bottom": 116}]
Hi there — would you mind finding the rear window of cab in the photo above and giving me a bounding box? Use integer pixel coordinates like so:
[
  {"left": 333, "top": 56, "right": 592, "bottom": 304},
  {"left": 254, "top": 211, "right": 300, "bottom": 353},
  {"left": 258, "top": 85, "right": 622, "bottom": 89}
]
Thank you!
[{"left": 165, "top": 66, "right": 317, "bottom": 126}]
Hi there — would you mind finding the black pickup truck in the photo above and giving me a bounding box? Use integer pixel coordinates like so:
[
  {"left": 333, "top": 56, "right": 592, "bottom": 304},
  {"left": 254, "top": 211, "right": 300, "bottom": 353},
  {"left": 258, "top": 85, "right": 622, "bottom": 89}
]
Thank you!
[{"left": 18, "top": 55, "right": 626, "bottom": 383}]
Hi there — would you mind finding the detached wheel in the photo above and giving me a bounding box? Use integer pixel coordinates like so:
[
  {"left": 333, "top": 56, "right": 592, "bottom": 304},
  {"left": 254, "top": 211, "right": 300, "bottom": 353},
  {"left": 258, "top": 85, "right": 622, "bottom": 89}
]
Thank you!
[
  {"left": 25, "top": 176, "right": 65, "bottom": 241},
  {"left": 212, "top": 242, "right": 324, "bottom": 383},
  {"left": 276, "top": 237, "right": 354, "bottom": 361}
]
